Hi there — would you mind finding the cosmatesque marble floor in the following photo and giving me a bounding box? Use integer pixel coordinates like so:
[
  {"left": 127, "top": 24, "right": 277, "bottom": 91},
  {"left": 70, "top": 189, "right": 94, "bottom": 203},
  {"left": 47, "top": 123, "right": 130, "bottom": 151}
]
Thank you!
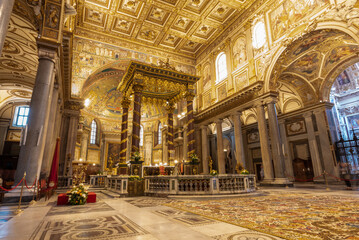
[{"left": 0, "top": 188, "right": 357, "bottom": 240}]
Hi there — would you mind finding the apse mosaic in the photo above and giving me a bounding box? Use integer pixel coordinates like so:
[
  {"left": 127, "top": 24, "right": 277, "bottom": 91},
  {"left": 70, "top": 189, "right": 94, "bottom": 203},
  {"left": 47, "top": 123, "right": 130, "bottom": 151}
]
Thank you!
[{"left": 82, "top": 77, "right": 124, "bottom": 119}]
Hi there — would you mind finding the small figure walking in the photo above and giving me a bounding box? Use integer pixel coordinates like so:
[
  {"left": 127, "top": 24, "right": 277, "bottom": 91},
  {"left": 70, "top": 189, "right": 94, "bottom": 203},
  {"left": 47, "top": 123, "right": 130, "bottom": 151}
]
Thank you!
[{"left": 340, "top": 162, "right": 352, "bottom": 190}]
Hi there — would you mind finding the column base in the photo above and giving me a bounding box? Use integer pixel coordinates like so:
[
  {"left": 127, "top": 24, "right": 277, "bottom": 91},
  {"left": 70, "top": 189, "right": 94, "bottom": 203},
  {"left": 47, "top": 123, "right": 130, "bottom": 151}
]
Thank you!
[
  {"left": 272, "top": 178, "right": 293, "bottom": 187},
  {"left": 260, "top": 178, "right": 293, "bottom": 187},
  {"left": 259, "top": 178, "right": 274, "bottom": 186}
]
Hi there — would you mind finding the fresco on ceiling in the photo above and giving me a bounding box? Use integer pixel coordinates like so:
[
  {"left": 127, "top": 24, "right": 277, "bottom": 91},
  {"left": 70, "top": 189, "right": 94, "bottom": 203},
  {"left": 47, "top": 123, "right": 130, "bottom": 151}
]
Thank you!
[
  {"left": 324, "top": 45, "right": 359, "bottom": 72},
  {"left": 279, "top": 75, "right": 316, "bottom": 106},
  {"left": 232, "top": 36, "right": 247, "bottom": 69},
  {"left": 71, "top": 38, "right": 196, "bottom": 97},
  {"left": 286, "top": 52, "right": 320, "bottom": 77},
  {"left": 203, "top": 63, "right": 211, "bottom": 90},
  {"left": 269, "top": 0, "right": 329, "bottom": 41}
]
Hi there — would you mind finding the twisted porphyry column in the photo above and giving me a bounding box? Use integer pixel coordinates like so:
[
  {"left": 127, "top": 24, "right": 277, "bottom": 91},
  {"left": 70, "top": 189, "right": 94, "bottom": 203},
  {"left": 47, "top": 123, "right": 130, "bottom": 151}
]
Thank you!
[
  {"left": 131, "top": 80, "right": 144, "bottom": 155},
  {"left": 166, "top": 101, "right": 175, "bottom": 164},
  {"left": 119, "top": 96, "right": 130, "bottom": 175},
  {"left": 186, "top": 91, "right": 195, "bottom": 159}
]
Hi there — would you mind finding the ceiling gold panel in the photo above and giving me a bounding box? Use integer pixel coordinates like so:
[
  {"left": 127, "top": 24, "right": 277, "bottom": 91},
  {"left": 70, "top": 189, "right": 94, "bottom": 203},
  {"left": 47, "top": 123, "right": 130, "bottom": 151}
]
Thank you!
[{"left": 76, "top": 0, "right": 256, "bottom": 56}]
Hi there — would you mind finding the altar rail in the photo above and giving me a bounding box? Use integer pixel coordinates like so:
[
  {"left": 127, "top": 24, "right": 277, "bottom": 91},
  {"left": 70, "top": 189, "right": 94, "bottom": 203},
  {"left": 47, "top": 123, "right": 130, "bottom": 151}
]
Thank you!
[
  {"left": 89, "top": 175, "right": 107, "bottom": 187},
  {"left": 144, "top": 174, "right": 256, "bottom": 195},
  {"left": 105, "top": 176, "right": 128, "bottom": 194}
]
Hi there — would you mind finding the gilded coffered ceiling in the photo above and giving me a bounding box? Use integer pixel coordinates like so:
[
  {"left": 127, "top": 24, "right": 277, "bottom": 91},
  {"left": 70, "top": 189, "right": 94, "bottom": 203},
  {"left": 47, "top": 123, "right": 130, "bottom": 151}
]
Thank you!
[{"left": 76, "top": 0, "right": 255, "bottom": 56}]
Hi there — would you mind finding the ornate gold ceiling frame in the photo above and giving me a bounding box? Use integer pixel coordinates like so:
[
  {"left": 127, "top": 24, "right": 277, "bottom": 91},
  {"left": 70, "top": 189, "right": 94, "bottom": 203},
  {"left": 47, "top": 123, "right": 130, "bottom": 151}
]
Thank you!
[{"left": 117, "top": 61, "right": 200, "bottom": 103}]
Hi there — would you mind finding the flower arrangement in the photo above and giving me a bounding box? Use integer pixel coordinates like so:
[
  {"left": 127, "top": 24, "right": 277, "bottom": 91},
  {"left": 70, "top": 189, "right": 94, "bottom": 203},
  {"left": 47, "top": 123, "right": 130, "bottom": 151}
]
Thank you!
[
  {"left": 240, "top": 169, "right": 249, "bottom": 175},
  {"left": 68, "top": 184, "right": 88, "bottom": 205},
  {"left": 210, "top": 169, "right": 218, "bottom": 176},
  {"left": 128, "top": 175, "right": 141, "bottom": 181},
  {"left": 131, "top": 151, "right": 142, "bottom": 162},
  {"left": 189, "top": 153, "right": 199, "bottom": 165}
]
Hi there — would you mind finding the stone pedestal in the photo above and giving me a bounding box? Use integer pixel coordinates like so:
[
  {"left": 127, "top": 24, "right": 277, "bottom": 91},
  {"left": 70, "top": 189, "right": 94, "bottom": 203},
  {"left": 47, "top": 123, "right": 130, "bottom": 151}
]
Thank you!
[{"left": 130, "top": 161, "right": 144, "bottom": 176}]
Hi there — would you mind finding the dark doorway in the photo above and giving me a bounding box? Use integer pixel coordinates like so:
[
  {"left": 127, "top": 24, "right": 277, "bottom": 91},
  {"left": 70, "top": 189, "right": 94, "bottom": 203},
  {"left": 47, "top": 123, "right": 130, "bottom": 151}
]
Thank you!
[{"left": 291, "top": 140, "right": 314, "bottom": 181}]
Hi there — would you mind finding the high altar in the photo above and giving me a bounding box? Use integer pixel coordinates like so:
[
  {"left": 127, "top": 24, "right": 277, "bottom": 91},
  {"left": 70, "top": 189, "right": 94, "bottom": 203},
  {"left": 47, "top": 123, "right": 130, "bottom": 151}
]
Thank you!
[{"left": 102, "top": 60, "right": 200, "bottom": 175}]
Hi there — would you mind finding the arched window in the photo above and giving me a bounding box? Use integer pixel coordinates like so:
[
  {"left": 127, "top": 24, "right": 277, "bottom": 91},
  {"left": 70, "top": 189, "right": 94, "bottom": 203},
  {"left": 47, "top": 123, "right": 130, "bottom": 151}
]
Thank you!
[
  {"left": 140, "top": 125, "right": 144, "bottom": 147},
  {"left": 12, "top": 106, "right": 30, "bottom": 127},
  {"left": 216, "top": 52, "right": 228, "bottom": 83},
  {"left": 90, "top": 120, "right": 97, "bottom": 144},
  {"left": 158, "top": 123, "right": 162, "bottom": 145}
]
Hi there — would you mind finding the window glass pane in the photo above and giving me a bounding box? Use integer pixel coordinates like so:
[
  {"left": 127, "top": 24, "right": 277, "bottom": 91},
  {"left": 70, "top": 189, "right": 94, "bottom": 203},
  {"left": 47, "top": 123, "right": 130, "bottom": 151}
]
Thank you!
[
  {"left": 23, "top": 117, "right": 28, "bottom": 126},
  {"left": 13, "top": 106, "right": 30, "bottom": 127},
  {"left": 158, "top": 123, "right": 162, "bottom": 144},
  {"left": 19, "top": 107, "right": 25, "bottom": 116},
  {"left": 18, "top": 116, "right": 24, "bottom": 126},
  {"left": 90, "top": 120, "right": 97, "bottom": 144},
  {"left": 140, "top": 126, "right": 143, "bottom": 146},
  {"left": 216, "top": 53, "right": 228, "bottom": 83}
]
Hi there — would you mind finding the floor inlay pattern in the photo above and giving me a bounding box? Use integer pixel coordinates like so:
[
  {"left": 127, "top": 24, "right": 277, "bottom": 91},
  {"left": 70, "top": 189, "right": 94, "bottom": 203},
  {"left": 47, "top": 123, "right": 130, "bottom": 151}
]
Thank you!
[
  {"left": 29, "top": 214, "right": 149, "bottom": 240},
  {"left": 125, "top": 197, "right": 175, "bottom": 208},
  {"left": 46, "top": 201, "right": 114, "bottom": 216},
  {"left": 214, "top": 231, "right": 282, "bottom": 240},
  {"left": 167, "top": 193, "right": 359, "bottom": 240},
  {"left": 153, "top": 208, "right": 217, "bottom": 226}
]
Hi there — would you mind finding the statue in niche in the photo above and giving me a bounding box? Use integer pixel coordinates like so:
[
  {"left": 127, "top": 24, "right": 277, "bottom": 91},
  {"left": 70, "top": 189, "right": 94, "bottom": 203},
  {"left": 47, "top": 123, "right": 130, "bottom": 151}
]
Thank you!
[{"left": 233, "top": 37, "right": 247, "bottom": 69}]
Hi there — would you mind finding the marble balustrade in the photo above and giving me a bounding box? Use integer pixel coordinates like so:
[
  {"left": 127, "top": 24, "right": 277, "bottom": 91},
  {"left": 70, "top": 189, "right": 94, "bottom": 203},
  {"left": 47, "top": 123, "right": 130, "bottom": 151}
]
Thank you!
[{"left": 144, "top": 174, "right": 256, "bottom": 195}]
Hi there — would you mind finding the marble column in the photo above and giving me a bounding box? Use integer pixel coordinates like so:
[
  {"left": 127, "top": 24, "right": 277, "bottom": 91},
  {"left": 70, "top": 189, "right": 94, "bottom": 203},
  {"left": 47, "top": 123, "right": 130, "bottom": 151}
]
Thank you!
[
  {"left": 216, "top": 119, "right": 225, "bottom": 174},
  {"left": 0, "top": 119, "right": 10, "bottom": 155},
  {"left": 266, "top": 100, "right": 287, "bottom": 183},
  {"left": 278, "top": 119, "right": 294, "bottom": 178},
  {"left": 131, "top": 83, "right": 143, "bottom": 154},
  {"left": 0, "top": 0, "right": 15, "bottom": 56},
  {"left": 80, "top": 130, "right": 89, "bottom": 161},
  {"left": 64, "top": 105, "right": 81, "bottom": 176},
  {"left": 186, "top": 92, "right": 195, "bottom": 158},
  {"left": 41, "top": 83, "right": 59, "bottom": 176},
  {"left": 255, "top": 102, "right": 274, "bottom": 182},
  {"left": 201, "top": 125, "right": 209, "bottom": 174},
  {"left": 303, "top": 112, "right": 323, "bottom": 178},
  {"left": 14, "top": 43, "right": 57, "bottom": 185},
  {"left": 166, "top": 102, "right": 175, "bottom": 164},
  {"left": 232, "top": 112, "right": 246, "bottom": 168},
  {"left": 313, "top": 109, "right": 336, "bottom": 176},
  {"left": 183, "top": 127, "right": 188, "bottom": 161},
  {"left": 119, "top": 97, "right": 130, "bottom": 174}
]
